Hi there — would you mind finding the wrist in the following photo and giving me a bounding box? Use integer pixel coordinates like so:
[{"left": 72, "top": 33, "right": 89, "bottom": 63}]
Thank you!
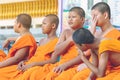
[
  {"left": 31, "top": 62, "right": 36, "bottom": 67},
  {"left": 62, "top": 63, "right": 68, "bottom": 70},
  {"left": 81, "top": 55, "right": 86, "bottom": 61}
]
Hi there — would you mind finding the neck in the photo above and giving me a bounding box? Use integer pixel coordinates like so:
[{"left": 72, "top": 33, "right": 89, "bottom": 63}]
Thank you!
[
  {"left": 101, "top": 21, "right": 113, "bottom": 32},
  {"left": 20, "top": 29, "right": 30, "bottom": 36},
  {"left": 47, "top": 31, "right": 57, "bottom": 40},
  {"left": 87, "top": 38, "right": 100, "bottom": 49}
]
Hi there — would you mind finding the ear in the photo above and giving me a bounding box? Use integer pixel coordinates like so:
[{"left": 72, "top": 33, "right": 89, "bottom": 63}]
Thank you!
[
  {"left": 104, "top": 12, "right": 108, "bottom": 19},
  {"left": 52, "top": 23, "right": 56, "bottom": 29},
  {"left": 17, "top": 23, "right": 21, "bottom": 28},
  {"left": 81, "top": 17, "right": 85, "bottom": 23}
]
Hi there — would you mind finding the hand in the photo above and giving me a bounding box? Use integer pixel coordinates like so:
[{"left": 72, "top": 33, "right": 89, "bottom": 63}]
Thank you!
[
  {"left": 77, "top": 63, "right": 88, "bottom": 72},
  {"left": 77, "top": 48, "right": 85, "bottom": 57},
  {"left": 2, "top": 39, "right": 10, "bottom": 48},
  {"left": 90, "top": 15, "right": 98, "bottom": 34},
  {"left": 17, "top": 61, "right": 25, "bottom": 70},
  {"left": 19, "top": 63, "right": 34, "bottom": 71},
  {"left": 53, "top": 64, "right": 67, "bottom": 74}
]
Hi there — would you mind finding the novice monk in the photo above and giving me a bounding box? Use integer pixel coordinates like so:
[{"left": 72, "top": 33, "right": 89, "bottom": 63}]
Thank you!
[
  {"left": 72, "top": 27, "right": 120, "bottom": 80},
  {"left": 0, "top": 13, "right": 37, "bottom": 68},
  {"left": 0, "top": 13, "right": 37, "bottom": 79},
  {"left": 45, "top": 7, "right": 92, "bottom": 80},
  {"left": 15, "top": 7, "right": 86, "bottom": 80},
  {"left": 72, "top": 2, "right": 120, "bottom": 80},
  {"left": 6, "top": 14, "right": 59, "bottom": 80}
]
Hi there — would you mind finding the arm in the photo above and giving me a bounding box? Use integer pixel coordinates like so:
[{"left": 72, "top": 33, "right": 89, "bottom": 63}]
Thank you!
[
  {"left": 2, "top": 37, "right": 17, "bottom": 48},
  {"left": 87, "top": 50, "right": 98, "bottom": 80},
  {"left": 53, "top": 50, "right": 91, "bottom": 74},
  {"left": 33, "top": 29, "right": 72, "bottom": 65},
  {"left": 80, "top": 49, "right": 109, "bottom": 77},
  {"left": 53, "top": 55, "right": 83, "bottom": 74},
  {"left": 0, "top": 47, "right": 29, "bottom": 68},
  {"left": 54, "top": 29, "right": 73, "bottom": 56},
  {"left": 19, "top": 50, "right": 60, "bottom": 71}
]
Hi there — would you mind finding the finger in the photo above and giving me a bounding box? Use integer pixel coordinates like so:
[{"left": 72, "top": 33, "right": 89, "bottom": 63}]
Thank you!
[
  {"left": 17, "top": 64, "right": 22, "bottom": 70},
  {"left": 58, "top": 69, "right": 63, "bottom": 74},
  {"left": 54, "top": 68, "right": 58, "bottom": 73}
]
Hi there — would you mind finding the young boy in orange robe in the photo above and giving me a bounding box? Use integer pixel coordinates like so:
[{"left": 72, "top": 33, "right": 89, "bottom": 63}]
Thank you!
[
  {"left": 0, "top": 13, "right": 37, "bottom": 68},
  {"left": 72, "top": 28, "right": 120, "bottom": 80}
]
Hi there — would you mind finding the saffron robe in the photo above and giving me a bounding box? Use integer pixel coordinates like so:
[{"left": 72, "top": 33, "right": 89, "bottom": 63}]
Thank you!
[
  {"left": 96, "top": 39, "right": 120, "bottom": 80},
  {"left": 0, "top": 34, "right": 38, "bottom": 80},
  {"left": 7, "top": 38, "right": 58, "bottom": 80},
  {"left": 15, "top": 43, "right": 79, "bottom": 80}
]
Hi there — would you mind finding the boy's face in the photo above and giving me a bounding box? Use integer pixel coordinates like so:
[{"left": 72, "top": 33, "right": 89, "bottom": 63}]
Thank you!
[
  {"left": 91, "top": 9, "right": 106, "bottom": 27},
  {"left": 13, "top": 18, "right": 19, "bottom": 33},
  {"left": 41, "top": 17, "right": 53, "bottom": 34},
  {"left": 76, "top": 43, "right": 88, "bottom": 51},
  {"left": 68, "top": 11, "right": 84, "bottom": 30}
]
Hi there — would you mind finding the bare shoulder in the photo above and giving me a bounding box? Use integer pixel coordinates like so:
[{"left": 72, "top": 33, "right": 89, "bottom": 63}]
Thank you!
[
  {"left": 64, "top": 29, "right": 73, "bottom": 38},
  {"left": 57, "top": 29, "right": 72, "bottom": 44}
]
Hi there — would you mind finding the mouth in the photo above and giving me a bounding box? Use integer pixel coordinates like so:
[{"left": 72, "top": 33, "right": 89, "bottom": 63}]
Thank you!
[{"left": 68, "top": 22, "right": 73, "bottom": 25}]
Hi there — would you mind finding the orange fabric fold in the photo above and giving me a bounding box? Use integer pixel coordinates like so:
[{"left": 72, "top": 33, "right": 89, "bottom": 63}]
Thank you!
[
  {"left": 99, "top": 39, "right": 120, "bottom": 55},
  {"left": 0, "top": 50, "right": 6, "bottom": 61},
  {"left": 103, "top": 29, "right": 120, "bottom": 39},
  {"left": 0, "top": 34, "right": 37, "bottom": 61},
  {"left": 0, "top": 38, "right": 58, "bottom": 80},
  {"left": 26, "top": 38, "right": 58, "bottom": 64},
  {"left": 96, "top": 39, "right": 120, "bottom": 80}
]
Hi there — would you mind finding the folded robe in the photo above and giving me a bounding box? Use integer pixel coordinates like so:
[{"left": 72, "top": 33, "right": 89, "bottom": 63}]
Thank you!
[
  {"left": 0, "top": 34, "right": 37, "bottom": 61},
  {"left": 15, "top": 42, "right": 79, "bottom": 80},
  {"left": 96, "top": 39, "right": 120, "bottom": 80}
]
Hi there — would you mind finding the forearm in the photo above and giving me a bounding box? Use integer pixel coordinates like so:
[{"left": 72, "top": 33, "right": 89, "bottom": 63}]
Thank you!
[
  {"left": 88, "top": 72, "right": 96, "bottom": 80},
  {"left": 55, "top": 40, "right": 72, "bottom": 55},
  {"left": 0, "top": 57, "right": 21, "bottom": 68},
  {"left": 81, "top": 55, "right": 99, "bottom": 75},
  {"left": 63, "top": 55, "right": 83, "bottom": 69},
  {"left": 31, "top": 53, "right": 59, "bottom": 67},
  {"left": 91, "top": 50, "right": 98, "bottom": 66}
]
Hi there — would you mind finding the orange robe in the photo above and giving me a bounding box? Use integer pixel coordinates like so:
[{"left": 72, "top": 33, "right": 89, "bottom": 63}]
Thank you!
[
  {"left": 7, "top": 38, "right": 58, "bottom": 80},
  {"left": 72, "top": 28, "right": 120, "bottom": 80},
  {"left": 15, "top": 43, "right": 79, "bottom": 80},
  {"left": 0, "top": 34, "right": 37, "bottom": 61},
  {"left": 0, "top": 34, "right": 38, "bottom": 80},
  {"left": 96, "top": 39, "right": 120, "bottom": 80}
]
